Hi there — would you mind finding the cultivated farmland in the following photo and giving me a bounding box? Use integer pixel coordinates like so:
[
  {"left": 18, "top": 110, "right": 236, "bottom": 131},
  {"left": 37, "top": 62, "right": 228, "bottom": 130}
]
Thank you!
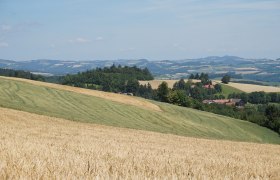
[
  {"left": 0, "top": 76, "right": 161, "bottom": 111},
  {"left": 225, "top": 82, "right": 280, "bottom": 93},
  {"left": 139, "top": 79, "right": 201, "bottom": 89},
  {"left": 142, "top": 79, "right": 280, "bottom": 93},
  {"left": 0, "top": 107, "right": 280, "bottom": 179},
  {"left": 218, "top": 83, "right": 244, "bottom": 97},
  {"left": 0, "top": 76, "right": 280, "bottom": 143}
]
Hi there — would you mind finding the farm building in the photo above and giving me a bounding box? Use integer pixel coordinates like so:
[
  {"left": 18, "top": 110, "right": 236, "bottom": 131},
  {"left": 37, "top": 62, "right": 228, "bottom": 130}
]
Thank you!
[
  {"left": 203, "top": 84, "right": 214, "bottom": 89},
  {"left": 202, "top": 99, "right": 244, "bottom": 107}
]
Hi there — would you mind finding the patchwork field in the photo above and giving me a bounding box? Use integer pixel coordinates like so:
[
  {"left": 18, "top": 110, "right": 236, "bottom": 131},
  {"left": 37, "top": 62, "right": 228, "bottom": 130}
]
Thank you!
[
  {"left": 1, "top": 76, "right": 280, "bottom": 143},
  {"left": 142, "top": 79, "right": 280, "bottom": 94},
  {"left": 225, "top": 82, "right": 280, "bottom": 93},
  {"left": 139, "top": 79, "right": 244, "bottom": 97},
  {"left": 1, "top": 107, "right": 280, "bottom": 179}
]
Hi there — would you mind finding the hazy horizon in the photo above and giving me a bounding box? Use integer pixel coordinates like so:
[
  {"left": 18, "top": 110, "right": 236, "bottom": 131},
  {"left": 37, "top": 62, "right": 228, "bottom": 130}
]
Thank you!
[
  {"left": 1, "top": 0, "right": 279, "bottom": 60},
  {"left": 1, "top": 55, "right": 279, "bottom": 62}
]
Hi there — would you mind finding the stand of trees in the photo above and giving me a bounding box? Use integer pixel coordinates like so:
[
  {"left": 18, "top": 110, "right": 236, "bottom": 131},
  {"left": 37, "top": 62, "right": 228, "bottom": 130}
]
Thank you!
[
  {"left": 189, "top": 73, "right": 212, "bottom": 85},
  {"left": 229, "top": 92, "right": 280, "bottom": 104},
  {"left": 61, "top": 65, "right": 154, "bottom": 95},
  {"left": 156, "top": 77, "right": 224, "bottom": 106},
  {"left": 0, "top": 68, "right": 45, "bottom": 81}
]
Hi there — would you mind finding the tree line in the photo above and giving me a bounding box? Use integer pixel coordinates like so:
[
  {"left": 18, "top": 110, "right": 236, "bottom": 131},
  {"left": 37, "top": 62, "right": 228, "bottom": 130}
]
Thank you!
[
  {"left": 0, "top": 68, "right": 45, "bottom": 81},
  {"left": 228, "top": 92, "right": 280, "bottom": 104},
  {"left": 61, "top": 65, "right": 154, "bottom": 93}
]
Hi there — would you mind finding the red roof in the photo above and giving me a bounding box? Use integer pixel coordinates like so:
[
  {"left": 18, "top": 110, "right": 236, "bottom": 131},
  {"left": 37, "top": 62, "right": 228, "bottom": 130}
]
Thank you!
[{"left": 203, "top": 85, "right": 214, "bottom": 89}]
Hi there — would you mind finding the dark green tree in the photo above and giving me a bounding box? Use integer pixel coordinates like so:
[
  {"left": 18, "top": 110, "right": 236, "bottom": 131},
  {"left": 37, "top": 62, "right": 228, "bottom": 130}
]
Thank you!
[
  {"left": 126, "top": 79, "right": 139, "bottom": 93},
  {"left": 265, "top": 104, "right": 280, "bottom": 132},
  {"left": 189, "top": 74, "right": 195, "bottom": 79},
  {"left": 173, "top": 78, "right": 185, "bottom": 90},
  {"left": 221, "top": 75, "right": 231, "bottom": 84},
  {"left": 194, "top": 73, "right": 199, "bottom": 79},
  {"left": 157, "top": 82, "right": 170, "bottom": 102},
  {"left": 214, "top": 84, "right": 222, "bottom": 93}
]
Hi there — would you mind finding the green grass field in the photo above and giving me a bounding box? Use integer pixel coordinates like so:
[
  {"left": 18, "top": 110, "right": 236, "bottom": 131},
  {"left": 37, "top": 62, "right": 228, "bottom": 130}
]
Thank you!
[
  {"left": 219, "top": 83, "right": 244, "bottom": 97},
  {"left": 0, "top": 77, "right": 279, "bottom": 144}
]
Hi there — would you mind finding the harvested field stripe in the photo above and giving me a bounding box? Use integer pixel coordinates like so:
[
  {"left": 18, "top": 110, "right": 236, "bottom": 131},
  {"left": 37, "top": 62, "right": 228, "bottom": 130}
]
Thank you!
[{"left": 0, "top": 76, "right": 162, "bottom": 112}]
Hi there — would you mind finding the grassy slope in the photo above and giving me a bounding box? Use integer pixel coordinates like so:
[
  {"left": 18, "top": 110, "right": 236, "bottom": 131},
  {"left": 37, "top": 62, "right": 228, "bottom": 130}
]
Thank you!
[
  {"left": 219, "top": 83, "right": 244, "bottom": 97},
  {"left": 0, "top": 77, "right": 279, "bottom": 144}
]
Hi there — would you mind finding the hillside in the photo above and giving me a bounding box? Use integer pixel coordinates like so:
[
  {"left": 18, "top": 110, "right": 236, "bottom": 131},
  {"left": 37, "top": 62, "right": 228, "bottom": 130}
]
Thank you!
[
  {"left": 0, "top": 76, "right": 160, "bottom": 112},
  {"left": 0, "top": 76, "right": 279, "bottom": 144},
  {"left": 1, "top": 107, "right": 280, "bottom": 179}
]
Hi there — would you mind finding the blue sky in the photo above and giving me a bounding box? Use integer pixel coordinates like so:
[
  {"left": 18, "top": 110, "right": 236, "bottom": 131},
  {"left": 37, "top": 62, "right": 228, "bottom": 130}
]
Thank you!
[{"left": 0, "top": 0, "right": 279, "bottom": 60}]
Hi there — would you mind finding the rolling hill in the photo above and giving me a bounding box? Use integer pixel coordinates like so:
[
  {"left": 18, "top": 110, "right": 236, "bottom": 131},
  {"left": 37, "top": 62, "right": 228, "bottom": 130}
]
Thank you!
[
  {"left": 1, "top": 56, "right": 280, "bottom": 82},
  {"left": 1, "top": 107, "right": 280, "bottom": 179},
  {"left": 0, "top": 76, "right": 279, "bottom": 144}
]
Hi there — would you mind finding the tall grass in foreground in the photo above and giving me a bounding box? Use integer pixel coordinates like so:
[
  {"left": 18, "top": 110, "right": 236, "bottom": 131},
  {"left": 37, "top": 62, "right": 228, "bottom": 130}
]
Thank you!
[{"left": 0, "top": 108, "right": 280, "bottom": 179}]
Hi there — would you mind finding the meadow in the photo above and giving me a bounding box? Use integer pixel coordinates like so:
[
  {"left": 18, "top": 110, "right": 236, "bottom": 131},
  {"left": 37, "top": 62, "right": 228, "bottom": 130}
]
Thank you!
[
  {"left": 1, "top": 107, "right": 280, "bottom": 179},
  {"left": 0, "top": 76, "right": 279, "bottom": 144},
  {"left": 218, "top": 83, "right": 244, "bottom": 97}
]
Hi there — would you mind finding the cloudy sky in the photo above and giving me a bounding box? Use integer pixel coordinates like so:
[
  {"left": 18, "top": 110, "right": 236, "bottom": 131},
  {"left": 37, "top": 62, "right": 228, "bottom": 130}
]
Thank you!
[{"left": 0, "top": 0, "right": 279, "bottom": 60}]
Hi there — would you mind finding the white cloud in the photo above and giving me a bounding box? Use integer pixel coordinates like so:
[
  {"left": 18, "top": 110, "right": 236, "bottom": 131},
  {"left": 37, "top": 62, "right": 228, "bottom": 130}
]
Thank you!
[
  {"left": 1, "top": 25, "right": 12, "bottom": 32},
  {"left": 95, "top": 36, "right": 104, "bottom": 41},
  {"left": 50, "top": 44, "right": 56, "bottom": 48},
  {"left": 69, "top": 37, "right": 91, "bottom": 43},
  {"left": 0, "top": 42, "right": 9, "bottom": 48}
]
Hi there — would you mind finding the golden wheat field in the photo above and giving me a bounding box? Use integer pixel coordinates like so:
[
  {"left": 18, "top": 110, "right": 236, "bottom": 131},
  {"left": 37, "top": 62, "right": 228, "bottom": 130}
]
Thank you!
[
  {"left": 225, "top": 82, "right": 280, "bottom": 93},
  {"left": 139, "top": 79, "right": 201, "bottom": 89},
  {"left": 1, "top": 107, "right": 280, "bottom": 179},
  {"left": 213, "top": 80, "right": 280, "bottom": 93}
]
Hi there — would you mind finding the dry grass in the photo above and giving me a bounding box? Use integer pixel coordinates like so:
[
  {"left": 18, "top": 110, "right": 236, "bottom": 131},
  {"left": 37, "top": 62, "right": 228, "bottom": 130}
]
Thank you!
[
  {"left": 1, "top": 107, "right": 280, "bottom": 179},
  {"left": 139, "top": 79, "right": 201, "bottom": 89},
  {"left": 214, "top": 81, "right": 280, "bottom": 93},
  {"left": 0, "top": 76, "right": 161, "bottom": 112}
]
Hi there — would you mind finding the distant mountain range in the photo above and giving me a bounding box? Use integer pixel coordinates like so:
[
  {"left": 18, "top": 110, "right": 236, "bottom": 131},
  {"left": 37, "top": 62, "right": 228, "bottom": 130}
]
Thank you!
[{"left": 0, "top": 56, "right": 280, "bottom": 82}]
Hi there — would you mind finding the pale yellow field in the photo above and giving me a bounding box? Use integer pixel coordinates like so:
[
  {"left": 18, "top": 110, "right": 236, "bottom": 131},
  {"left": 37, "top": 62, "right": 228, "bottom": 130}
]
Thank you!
[
  {"left": 139, "top": 79, "right": 201, "bottom": 89},
  {"left": 1, "top": 107, "right": 280, "bottom": 179},
  {"left": 218, "top": 81, "right": 280, "bottom": 93},
  {"left": 0, "top": 76, "right": 161, "bottom": 112}
]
